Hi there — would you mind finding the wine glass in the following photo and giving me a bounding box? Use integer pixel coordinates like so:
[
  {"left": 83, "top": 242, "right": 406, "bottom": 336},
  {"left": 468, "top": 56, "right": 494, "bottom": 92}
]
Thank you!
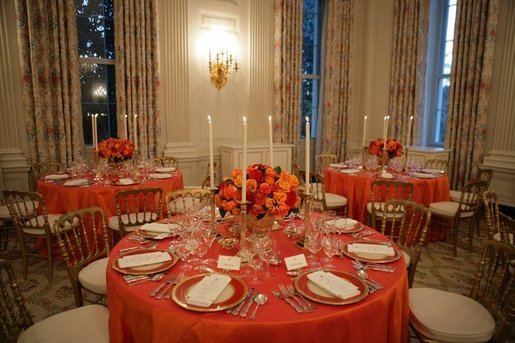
[
  {"left": 304, "top": 234, "right": 321, "bottom": 269},
  {"left": 176, "top": 240, "right": 193, "bottom": 272},
  {"left": 259, "top": 239, "right": 277, "bottom": 279},
  {"left": 321, "top": 234, "right": 338, "bottom": 268},
  {"left": 248, "top": 248, "right": 264, "bottom": 284}
]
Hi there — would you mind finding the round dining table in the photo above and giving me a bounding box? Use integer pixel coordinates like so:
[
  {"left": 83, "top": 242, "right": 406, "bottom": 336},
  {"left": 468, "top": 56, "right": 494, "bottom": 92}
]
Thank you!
[
  {"left": 37, "top": 172, "right": 184, "bottom": 218},
  {"left": 324, "top": 168, "right": 451, "bottom": 224},
  {"left": 106, "top": 220, "right": 409, "bottom": 343}
]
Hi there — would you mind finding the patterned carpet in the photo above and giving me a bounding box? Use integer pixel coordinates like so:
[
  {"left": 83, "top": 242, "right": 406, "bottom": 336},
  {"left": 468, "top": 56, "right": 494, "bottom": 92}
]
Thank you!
[{"left": 0, "top": 218, "right": 510, "bottom": 341}]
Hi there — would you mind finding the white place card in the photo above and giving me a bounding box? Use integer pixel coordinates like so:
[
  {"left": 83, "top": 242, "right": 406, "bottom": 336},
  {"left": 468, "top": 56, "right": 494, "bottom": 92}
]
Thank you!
[
  {"left": 117, "top": 251, "right": 171, "bottom": 269},
  {"left": 284, "top": 254, "right": 308, "bottom": 271},
  {"left": 307, "top": 271, "right": 360, "bottom": 299},
  {"left": 186, "top": 274, "right": 232, "bottom": 307},
  {"left": 348, "top": 243, "right": 395, "bottom": 256},
  {"left": 217, "top": 255, "right": 241, "bottom": 271}
]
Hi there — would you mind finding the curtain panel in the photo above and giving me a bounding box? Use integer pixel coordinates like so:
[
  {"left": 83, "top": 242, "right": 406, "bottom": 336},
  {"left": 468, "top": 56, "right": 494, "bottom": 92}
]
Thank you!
[
  {"left": 445, "top": 0, "right": 499, "bottom": 189},
  {"left": 15, "top": 0, "right": 83, "bottom": 167},
  {"left": 114, "top": 0, "right": 161, "bottom": 160},
  {"left": 388, "top": 0, "right": 426, "bottom": 145},
  {"left": 320, "top": 0, "right": 353, "bottom": 162},
  {"left": 273, "top": 0, "right": 303, "bottom": 164}
]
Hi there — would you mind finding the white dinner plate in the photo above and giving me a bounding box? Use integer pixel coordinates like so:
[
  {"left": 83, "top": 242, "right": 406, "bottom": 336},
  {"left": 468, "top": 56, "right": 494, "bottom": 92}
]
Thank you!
[
  {"left": 412, "top": 172, "right": 438, "bottom": 179},
  {"left": 149, "top": 173, "right": 172, "bottom": 179},
  {"left": 155, "top": 167, "right": 176, "bottom": 173}
]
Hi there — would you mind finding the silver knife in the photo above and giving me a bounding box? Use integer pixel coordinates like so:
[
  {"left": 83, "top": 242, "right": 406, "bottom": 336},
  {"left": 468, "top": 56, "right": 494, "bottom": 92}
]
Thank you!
[
  {"left": 239, "top": 292, "right": 257, "bottom": 317},
  {"left": 230, "top": 288, "right": 254, "bottom": 316}
]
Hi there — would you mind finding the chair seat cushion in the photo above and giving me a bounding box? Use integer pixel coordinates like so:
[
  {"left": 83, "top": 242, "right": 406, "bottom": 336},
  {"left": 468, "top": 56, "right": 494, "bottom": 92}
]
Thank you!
[
  {"left": 366, "top": 202, "right": 405, "bottom": 219},
  {"left": 108, "top": 212, "right": 158, "bottom": 231},
  {"left": 409, "top": 288, "right": 495, "bottom": 343},
  {"left": 23, "top": 214, "right": 63, "bottom": 234},
  {"left": 401, "top": 250, "right": 411, "bottom": 267},
  {"left": 325, "top": 193, "right": 347, "bottom": 208},
  {"left": 78, "top": 257, "right": 108, "bottom": 295},
  {"left": 17, "top": 304, "right": 109, "bottom": 343},
  {"left": 429, "top": 202, "right": 474, "bottom": 218},
  {"left": 449, "top": 190, "right": 462, "bottom": 202}
]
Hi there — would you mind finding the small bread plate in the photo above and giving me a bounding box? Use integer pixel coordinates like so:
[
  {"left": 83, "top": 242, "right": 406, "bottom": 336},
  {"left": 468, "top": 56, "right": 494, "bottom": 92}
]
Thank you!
[
  {"left": 172, "top": 273, "right": 248, "bottom": 312},
  {"left": 341, "top": 240, "right": 401, "bottom": 264},
  {"left": 325, "top": 218, "right": 361, "bottom": 234},
  {"left": 112, "top": 248, "right": 178, "bottom": 275},
  {"left": 135, "top": 223, "right": 181, "bottom": 239},
  {"left": 294, "top": 269, "right": 368, "bottom": 305}
]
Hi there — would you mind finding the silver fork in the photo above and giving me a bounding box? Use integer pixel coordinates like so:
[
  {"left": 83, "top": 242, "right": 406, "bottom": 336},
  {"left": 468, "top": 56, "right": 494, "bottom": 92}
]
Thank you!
[
  {"left": 285, "top": 284, "right": 316, "bottom": 310},
  {"left": 164, "top": 272, "right": 184, "bottom": 299},
  {"left": 150, "top": 274, "right": 176, "bottom": 298},
  {"left": 272, "top": 290, "right": 303, "bottom": 313},
  {"left": 279, "top": 284, "right": 311, "bottom": 313},
  {"left": 119, "top": 242, "right": 158, "bottom": 253}
]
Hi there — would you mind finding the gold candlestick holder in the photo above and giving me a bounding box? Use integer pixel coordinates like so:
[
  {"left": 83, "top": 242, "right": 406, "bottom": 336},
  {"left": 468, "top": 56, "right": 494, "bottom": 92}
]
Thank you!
[
  {"left": 237, "top": 201, "right": 249, "bottom": 261},
  {"left": 303, "top": 193, "right": 313, "bottom": 240},
  {"left": 362, "top": 146, "right": 368, "bottom": 169},
  {"left": 92, "top": 149, "right": 101, "bottom": 181},
  {"left": 403, "top": 146, "right": 410, "bottom": 172}
]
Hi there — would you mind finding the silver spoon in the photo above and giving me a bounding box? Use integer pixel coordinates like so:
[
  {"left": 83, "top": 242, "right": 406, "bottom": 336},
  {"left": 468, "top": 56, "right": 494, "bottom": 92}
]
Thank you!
[{"left": 249, "top": 293, "right": 268, "bottom": 320}]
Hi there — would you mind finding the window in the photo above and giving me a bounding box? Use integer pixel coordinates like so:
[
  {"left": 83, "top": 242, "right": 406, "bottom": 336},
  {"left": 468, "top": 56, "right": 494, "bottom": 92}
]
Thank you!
[
  {"left": 76, "top": 0, "right": 116, "bottom": 145},
  {"left": 423, "top": 0, "right": 457, "bottom": 147},
  {"left": 301, "top": 0, "right": 324, "bottom": 139}
]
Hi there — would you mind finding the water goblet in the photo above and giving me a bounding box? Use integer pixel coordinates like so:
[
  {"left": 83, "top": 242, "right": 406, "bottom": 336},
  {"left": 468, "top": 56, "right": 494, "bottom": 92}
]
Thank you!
[
  {"left": 304, "top": 234, "right": 322, "bottom": 269},
  {"left": 321, "top": 234, "right": 338, "bottom": 268},
  {"left": 248, "top": 250, "right": 264, "bottom": 284}
]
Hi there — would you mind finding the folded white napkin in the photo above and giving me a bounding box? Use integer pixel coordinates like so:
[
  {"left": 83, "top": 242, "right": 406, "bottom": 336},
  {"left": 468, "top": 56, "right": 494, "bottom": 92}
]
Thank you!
[
  {"left": 412, "top": 172, "right": 437, "bottom": 179},
  {"left": 380, "top": 172, "right": 394, "bottom": 179},
  {"left": 155, "top": 167, "right": 176, "bottom": 173},
  {"left": 186, "top": 274, "right": 232, "bottom": 307},
  {"left": 117, "top": 251, "right": 171, "bottom": 269},
  {"left": 45, "top": 174, "right": 69, "bottom": 181},
  {"left": 63, "top": 179, "right": 89, "bottom": 187},
  {"left": 307, "top": 271, "right": 360, "bottom": 299},
  {"left": 348, "top": 243, "right": 395, "bottom": 256},
  {"left": 149, "top": 173, "right": 172, "bottom": 179},
  {"left": 329, "top": 163, "right": 347, "bottom": 169},
  {"left": 340, "top": 169, "right": 360, "bottom": 174},
  {"left": 326, "top": 218, "right": 358, "bottom": 229},
  {"left": 118, "top": 178, "right": 135, "bottom": 185},
  {"left": 140, "top": 223, "right": 172, "bottom": 233}
]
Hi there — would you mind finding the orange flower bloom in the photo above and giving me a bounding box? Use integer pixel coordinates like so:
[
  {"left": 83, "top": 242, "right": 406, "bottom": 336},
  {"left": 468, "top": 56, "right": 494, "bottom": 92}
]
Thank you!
[{"left": 97, "top": 138, "right": 135, "bottom": 162}]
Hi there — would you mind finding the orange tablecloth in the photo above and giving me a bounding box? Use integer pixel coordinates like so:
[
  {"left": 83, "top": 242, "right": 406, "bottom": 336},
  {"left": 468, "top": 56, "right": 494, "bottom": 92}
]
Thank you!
[
  {"left": 324, "top": 168, "right": 451, "bottom": 224},
  {"left": 107, "top": 225, "right": 409, "bottom": 343},
  {"left": 37, "top": 173, "right": 184, "bottom": 219}
]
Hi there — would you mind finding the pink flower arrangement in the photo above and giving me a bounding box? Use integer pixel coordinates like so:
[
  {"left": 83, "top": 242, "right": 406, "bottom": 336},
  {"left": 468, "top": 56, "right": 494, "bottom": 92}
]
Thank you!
[{"left": 216, "top": 163, "right": 300, "bottom": 219}]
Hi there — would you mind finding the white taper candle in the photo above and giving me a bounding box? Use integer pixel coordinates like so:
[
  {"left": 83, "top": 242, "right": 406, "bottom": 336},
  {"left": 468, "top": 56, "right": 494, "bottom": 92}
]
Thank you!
[
  {"left": 208, "top": 115, "right": 214, "bottom": 189},
  {"left": 305, "top": 116, "right": 310, "bottom": 194},
  {"left": 268, "top": 115, "right": 274, "bottom": 167},
  {"left": 242, "top": 116, "right": 248, "bottom": 202}
]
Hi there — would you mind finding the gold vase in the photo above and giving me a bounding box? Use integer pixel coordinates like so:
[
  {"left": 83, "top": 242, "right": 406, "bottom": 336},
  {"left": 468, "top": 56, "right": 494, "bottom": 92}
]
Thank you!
[{"left": 246, "top": 214, "right": 276, "bottom": 238}]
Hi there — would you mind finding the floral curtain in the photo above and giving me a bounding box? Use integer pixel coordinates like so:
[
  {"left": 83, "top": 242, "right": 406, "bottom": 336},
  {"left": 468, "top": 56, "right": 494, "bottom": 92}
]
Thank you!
[
  {"left": 15, "top": 0, "right": 83, "bottom": 167},
  {"left": 114, "top": 0, "right": 160, "bottom": 160},
  {"left": 388, "top": 0, "right": 426, "bottom": 145},
  {"left": 445, "top": 0, "right": 499, "bottom": 189},
  {"left": 320, "top": 0, "right": 353, "bottom": 161},
  {"left": 273, "top": 0, "right": 303, "bottom": 164}
]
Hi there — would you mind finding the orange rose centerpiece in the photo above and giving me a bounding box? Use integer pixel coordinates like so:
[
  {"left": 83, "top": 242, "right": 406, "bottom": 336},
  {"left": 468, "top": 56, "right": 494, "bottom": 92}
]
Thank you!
[
  {"left": 368, "top": 138, "right": 403, "bottom": 160},
  {"left": 216, "top": 163, "right": 300, "bottom": 236},
  {"left": 97, "top": 138, "right": 135, "bottom": 163}
]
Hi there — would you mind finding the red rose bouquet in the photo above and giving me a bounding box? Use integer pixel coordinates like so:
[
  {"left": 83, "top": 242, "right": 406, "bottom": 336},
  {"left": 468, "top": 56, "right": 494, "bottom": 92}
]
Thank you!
[
  {"left": 368, "top": 138, "right": 403, "bottom": 159},
  {"left": 97, "top": 138, "right": 135, "bottom": 162},
  {"left": 216, "top": 163, "right": 300, "bottom": 219}
]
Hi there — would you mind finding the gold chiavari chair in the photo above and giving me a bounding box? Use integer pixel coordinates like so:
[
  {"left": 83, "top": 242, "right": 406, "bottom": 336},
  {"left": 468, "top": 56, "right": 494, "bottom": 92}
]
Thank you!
[
  {"left": 297, "top": 170, "right": 347, "bottom": 214},
  {"left": 31, "top": 162, "right": 61, "bottom": 180},
  {"left": 483, "top": 191, "right": 513, "bottom": 246},
  {"left": 0, "top": 260, "right": 109, "bottom": 343},
  {"left": 166, "top": 188, "right": 211, "bottom": 217},
  {"left": 315, "top": 153, "right": 337, "bottom": 174},
  {"left": 54, "top": 207, "right": 112, "bottom": 307},
  {"left": 154, "top": 156, "right": 179, "bottom": 169},
  {"left": 409, "top": 240, "right": 514, "bottom": 342},
  {"left": 367, "top": 180, "right": 414, "bottom": 229},
  {"left": 424, "top": 159, "right": 449, "bottom": 172}
]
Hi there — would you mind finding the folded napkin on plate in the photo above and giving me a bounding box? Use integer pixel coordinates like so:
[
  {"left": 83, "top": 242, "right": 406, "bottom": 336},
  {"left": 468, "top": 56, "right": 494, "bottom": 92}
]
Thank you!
[
  {"left": 63, "top": 179, "right": 89, "bottom": 187},
  {"left": 149, "top": 173, "right": 172, "bottom": 179},
  {"left": 340, "top": 169, "right": 359, "bottom": 174},
  {"left": 186, "top": 274, "right": 232, "bottom": 307},
  {"left": 307, "top": 271, "right": 360, "bottom": 299},
  {"left": 118, "top": 178, "right": 135, "bottom": 185},
  {"left": 412, "top": 172, "right": 437, "bottom": 179},
  {"left": 117, "top": 251, "right": 171, "bottom": 269},
  {"left": 380, "top": 172, "right": 394, "bottom": 179},
  {"left": 140, "top": 223, "right": 172, "bottom": 233},
  {"left": 326, "top": 218, "right": 358, "bottom": 229},
  {"left": 348, "top": 243, "right": 395, "bottom": 256},
  {"left": 329, "top": 163, "right": 347, "bottom": 169},
  {"left": 45, "top": 174, "right": 69, "bottom": 181},
  {"left": 155, "top": 167, "right": 176, "bottom": 173}
]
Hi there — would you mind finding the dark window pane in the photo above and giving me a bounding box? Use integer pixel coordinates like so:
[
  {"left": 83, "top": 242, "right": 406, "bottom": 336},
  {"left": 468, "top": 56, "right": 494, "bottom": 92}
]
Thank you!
[
  {"left": 76, "top": 0, "right": 115, "bottom": 58},
  {"left": 301, "top": 78, "right": 320, "bottom": 139}
]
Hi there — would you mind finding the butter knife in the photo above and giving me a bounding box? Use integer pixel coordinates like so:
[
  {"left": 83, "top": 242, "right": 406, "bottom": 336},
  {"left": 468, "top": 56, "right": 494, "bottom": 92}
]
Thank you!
[{"left": 239, "top": 290, "right": 257, "bottom": 317}]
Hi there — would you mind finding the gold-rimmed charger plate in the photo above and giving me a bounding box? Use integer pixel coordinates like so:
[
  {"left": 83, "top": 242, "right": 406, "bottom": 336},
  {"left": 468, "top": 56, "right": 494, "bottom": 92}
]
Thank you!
[
  {"left": 341, "top": 240, "right": 401, "bottom": 263},
  {"left": 172, "top": 273, "right": 248, "bottom": 312},
  {"left": 112, "top": 180, "right": 141, "bottom": 186},
  {"left": 112, "top": 248, "right": 178, "bottom": 275},
  {"left": 294, "top": 269, "right": 368, "bottom": 305}
]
